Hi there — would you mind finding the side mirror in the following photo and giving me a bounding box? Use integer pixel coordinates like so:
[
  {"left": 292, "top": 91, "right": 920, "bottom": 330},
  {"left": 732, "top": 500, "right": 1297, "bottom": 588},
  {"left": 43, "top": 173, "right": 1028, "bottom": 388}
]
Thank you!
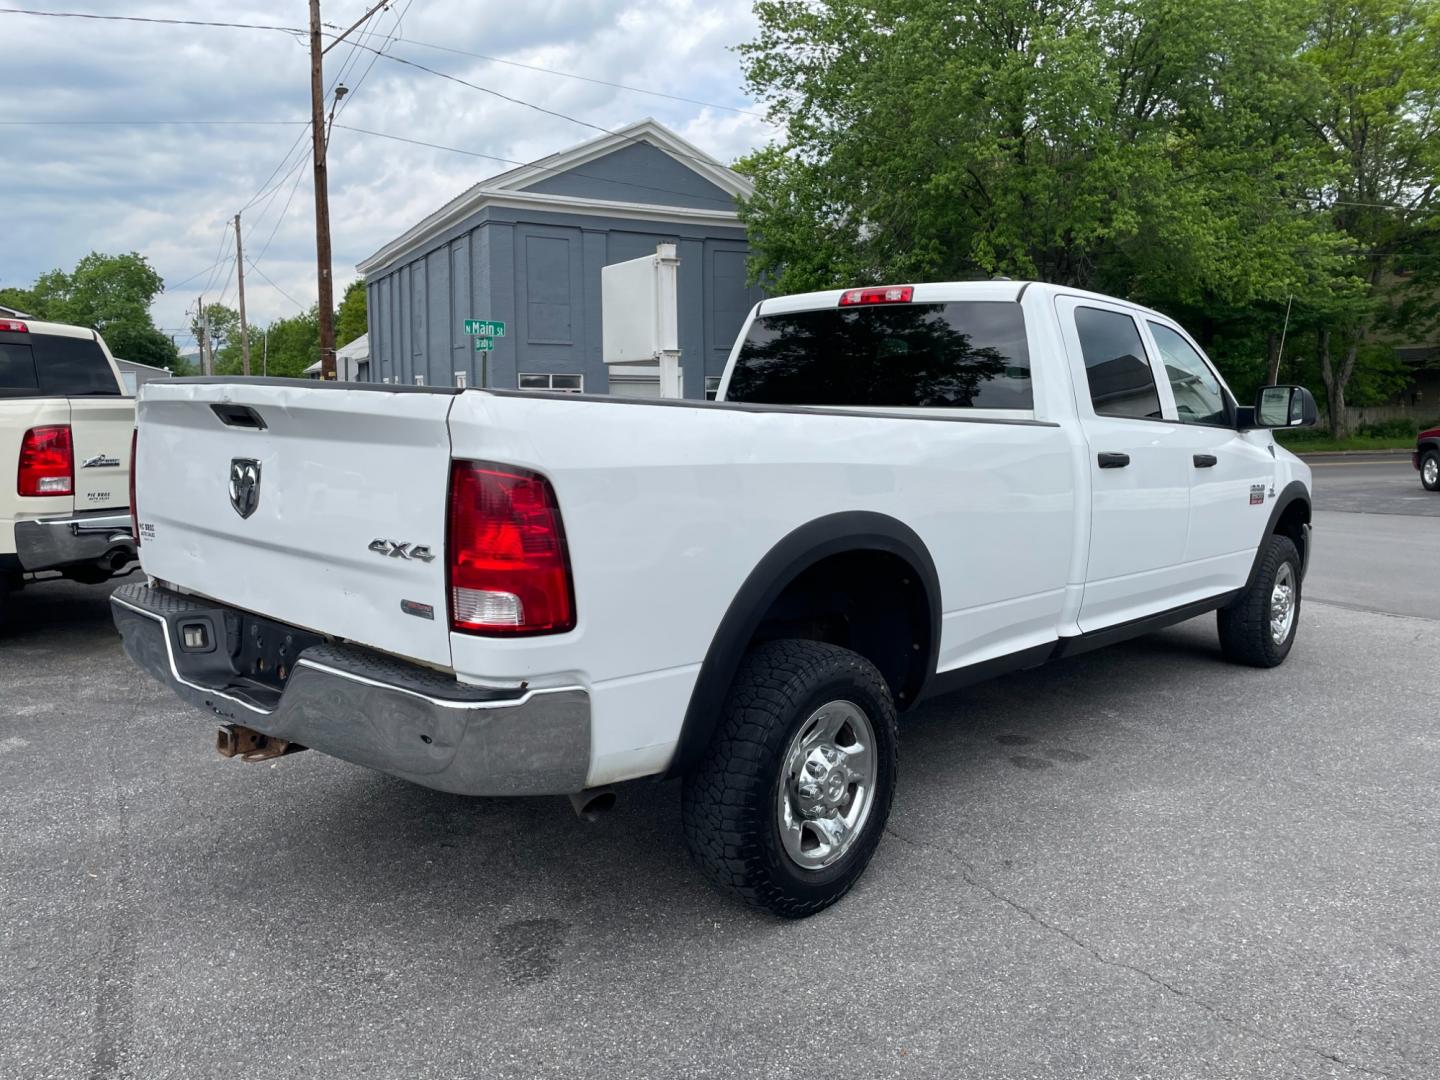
[{"left": 1251, "top": 385, "right": 1318, "bottom": 429}]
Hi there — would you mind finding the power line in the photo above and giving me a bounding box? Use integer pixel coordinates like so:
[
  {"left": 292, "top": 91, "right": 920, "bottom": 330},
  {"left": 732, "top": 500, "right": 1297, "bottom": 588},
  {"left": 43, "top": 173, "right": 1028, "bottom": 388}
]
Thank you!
[
  {"left": 0, "top": 8, "right": 305, "bottom": 33},
  {"left": 333, "top": 123, "right": 742, "bottom": 207},
  {"left": 0, "top": 119, "right": 308, "bottom": 126},
  {"left": 383, "top": 36, "right": 767, "bottom": 119},
  {"left": 2, "top": 6, "right": 766, "bottom": 124},
  {"left": 245, "top": 259, "right": 307, "bottom": 311},
  {"left": 340, "top": 40, "right": 749, "bottom": 177}
]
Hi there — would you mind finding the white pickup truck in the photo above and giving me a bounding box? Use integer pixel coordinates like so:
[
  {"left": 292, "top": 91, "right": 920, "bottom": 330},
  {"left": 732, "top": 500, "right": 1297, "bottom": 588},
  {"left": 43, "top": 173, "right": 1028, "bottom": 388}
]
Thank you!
[
  {"left": 1, "top": 316, "right": 136, "bottom": 613},
  {"left": 113, "top": 281, "right": 1317, "bottom": 917}
]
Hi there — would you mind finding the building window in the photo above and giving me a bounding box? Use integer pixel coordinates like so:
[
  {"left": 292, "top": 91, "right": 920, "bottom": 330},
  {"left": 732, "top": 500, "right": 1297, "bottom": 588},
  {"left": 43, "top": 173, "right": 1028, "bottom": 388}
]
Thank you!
[
  {"left": 519, "top": 373, "right": 584, "bottom": 393},
  {"left": 705, "top": 375, "right": 722, "bottom": 400}
]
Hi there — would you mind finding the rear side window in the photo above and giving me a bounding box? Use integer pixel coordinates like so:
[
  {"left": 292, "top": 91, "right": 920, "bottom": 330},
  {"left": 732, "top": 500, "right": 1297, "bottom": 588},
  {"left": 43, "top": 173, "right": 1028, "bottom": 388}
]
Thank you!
[
  {"left": 0, "top": 331, "right": 120, "bottom": 398},
  {"left": 0, "top": 342, "right": 39, "bottom": 394},
  {"left": 1074, "top": 307, "right": 1161, "bottom": 420},
  {"left": 726, "top": 301, "right": 1032, "bottom": 409}
]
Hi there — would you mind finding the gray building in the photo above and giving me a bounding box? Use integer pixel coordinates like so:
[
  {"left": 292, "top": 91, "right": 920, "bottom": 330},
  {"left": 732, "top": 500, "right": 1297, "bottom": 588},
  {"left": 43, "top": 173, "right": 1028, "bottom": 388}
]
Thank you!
[{"left": 355, "top": 119, "right": 762, "bottom": 398}]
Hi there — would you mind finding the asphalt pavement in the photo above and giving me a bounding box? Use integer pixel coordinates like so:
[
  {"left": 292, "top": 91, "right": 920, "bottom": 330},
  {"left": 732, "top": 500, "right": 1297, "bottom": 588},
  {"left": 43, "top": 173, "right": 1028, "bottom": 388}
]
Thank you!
[{"left": 1, "top": 460, "right": 1437, "bottom": 1079}]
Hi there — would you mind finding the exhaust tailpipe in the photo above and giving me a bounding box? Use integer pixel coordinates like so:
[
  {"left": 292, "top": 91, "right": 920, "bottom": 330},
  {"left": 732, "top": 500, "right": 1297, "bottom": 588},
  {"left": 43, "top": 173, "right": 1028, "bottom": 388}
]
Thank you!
[{"left": 567, "top": 787, "right": 616, "bottom": 822}]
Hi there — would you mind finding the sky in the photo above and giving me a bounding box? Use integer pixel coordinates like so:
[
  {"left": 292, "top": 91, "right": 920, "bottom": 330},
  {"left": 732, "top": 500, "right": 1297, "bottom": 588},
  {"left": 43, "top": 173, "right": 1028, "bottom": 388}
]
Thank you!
[{"left": 0, "top": 1, "right": 778, "bottom": 352}]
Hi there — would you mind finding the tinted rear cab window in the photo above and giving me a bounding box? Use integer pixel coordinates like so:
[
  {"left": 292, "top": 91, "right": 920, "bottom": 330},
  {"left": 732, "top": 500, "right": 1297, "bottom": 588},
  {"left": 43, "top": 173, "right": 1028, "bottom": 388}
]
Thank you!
[
  {"left": 0, "top": 330, "right": 120, "bottom": 398},
  {"left": 726, "top": 301, "right": 1032, "bottom": 408}
]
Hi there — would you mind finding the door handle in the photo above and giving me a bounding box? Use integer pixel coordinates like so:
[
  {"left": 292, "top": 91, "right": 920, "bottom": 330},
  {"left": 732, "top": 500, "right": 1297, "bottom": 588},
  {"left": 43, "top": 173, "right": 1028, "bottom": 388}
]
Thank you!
[
  {"left": 1193, "top": 454, "right": 1218, "bottom": 468},
  {"left": 1097, "top": 452, "right": 1130, "bottom": 469}
]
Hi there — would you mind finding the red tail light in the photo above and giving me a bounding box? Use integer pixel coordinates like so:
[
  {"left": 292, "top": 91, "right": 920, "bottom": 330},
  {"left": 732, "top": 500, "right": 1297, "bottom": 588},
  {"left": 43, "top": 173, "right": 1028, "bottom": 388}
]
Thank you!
[
  {"left": 0, "top": 319, "right": 28, "bottom": 332},
  {"left": 839, "top": 285, "right": 914, "bottom": 306},
  {"left": 129, "top": 428, "right": 139, "bottom": 544},
  {"left": 447, "top": 461, "right": 575, "bottom": 635},
  {"left": 18, "top": 425, "right": 73, "bottom": 497}
]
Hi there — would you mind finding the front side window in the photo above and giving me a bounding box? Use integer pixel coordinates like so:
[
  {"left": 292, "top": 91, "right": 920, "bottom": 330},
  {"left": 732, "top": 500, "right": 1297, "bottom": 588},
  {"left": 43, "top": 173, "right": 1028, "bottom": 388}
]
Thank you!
[
  {"left": 1149, "top": 322, "right": 1230, "bottom": 426},
  {"left": 726, "top": 301, "right": 1032, "bottom": 409},
  {"left": 1074, "top": 307, "right": 1161, "bottom": 420}
]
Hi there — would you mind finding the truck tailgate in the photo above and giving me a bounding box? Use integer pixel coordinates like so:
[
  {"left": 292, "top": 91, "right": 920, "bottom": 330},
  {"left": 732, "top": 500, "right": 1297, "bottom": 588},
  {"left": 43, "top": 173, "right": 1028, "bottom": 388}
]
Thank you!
[
  {"left": 135, "top": 381, "right": 457, "bottom": 668},
  {"left": 69, "top": 397, "right": 134, "bottom": 511}
]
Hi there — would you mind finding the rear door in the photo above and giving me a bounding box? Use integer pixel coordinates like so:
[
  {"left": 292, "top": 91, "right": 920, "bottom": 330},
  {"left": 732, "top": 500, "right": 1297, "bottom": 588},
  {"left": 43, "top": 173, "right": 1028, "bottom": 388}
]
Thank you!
[
  {"left": 136, "top": 382, "right": 458, "bottom": 667},
  {"left": 1055, "top": 297, "right": 1193, "bottom": 630}
]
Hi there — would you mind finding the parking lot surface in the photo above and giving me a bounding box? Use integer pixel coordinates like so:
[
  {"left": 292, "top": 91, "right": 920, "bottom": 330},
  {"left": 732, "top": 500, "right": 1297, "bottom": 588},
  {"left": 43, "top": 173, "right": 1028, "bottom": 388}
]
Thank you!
[{"left": 2, "top": 461, "right": 1437, "bottom": 1079}]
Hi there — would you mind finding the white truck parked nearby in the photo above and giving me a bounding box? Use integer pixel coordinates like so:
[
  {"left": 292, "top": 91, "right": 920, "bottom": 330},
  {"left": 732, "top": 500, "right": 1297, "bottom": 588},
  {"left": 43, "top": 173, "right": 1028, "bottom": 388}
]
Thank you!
[
  {"left": 1, "top": 317, "right": 136, "bottom": 612},
  {"left": 113, "top": 281, "right": 1317, "bottom": 917}
]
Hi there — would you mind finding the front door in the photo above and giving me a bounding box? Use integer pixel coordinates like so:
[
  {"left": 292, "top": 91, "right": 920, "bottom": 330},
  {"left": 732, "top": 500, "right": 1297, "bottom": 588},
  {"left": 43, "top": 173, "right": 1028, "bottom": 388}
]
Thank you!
[
  {"left": 1140, "top": 319, "right": 1277, "bottom": 593},
  {"left": 1055, "top": 297, "right": 1193, "bottom": 631}
]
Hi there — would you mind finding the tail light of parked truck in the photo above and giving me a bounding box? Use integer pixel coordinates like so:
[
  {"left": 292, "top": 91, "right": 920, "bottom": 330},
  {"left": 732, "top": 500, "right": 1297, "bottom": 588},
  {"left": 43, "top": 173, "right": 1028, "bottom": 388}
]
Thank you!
[
  {"left": 447, "top": 462, "right": 575, "bottom": 635},
  {"left": 18, "top": 425, "right": 73, "bottom": 496}
]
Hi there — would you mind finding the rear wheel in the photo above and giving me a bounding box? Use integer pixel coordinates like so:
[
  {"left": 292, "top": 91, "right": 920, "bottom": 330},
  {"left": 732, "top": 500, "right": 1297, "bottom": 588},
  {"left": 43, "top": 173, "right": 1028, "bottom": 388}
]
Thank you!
[
  {"left": 681, "top": 639, "right": 898, "bottom": 918},
  {"left": 1217, "top": 534, "right": 1301, "bottom": 668},
  {"left": 1421, "top": 450, "right": 1440, "bottom": 492}
]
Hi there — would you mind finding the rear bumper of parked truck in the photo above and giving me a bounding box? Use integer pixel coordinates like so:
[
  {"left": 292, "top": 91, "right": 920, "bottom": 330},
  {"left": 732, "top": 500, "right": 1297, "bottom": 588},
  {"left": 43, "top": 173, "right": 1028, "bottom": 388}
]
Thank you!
[
  {"left": 12, "top": 509, "right": 135, "bottom": 573},
  {"left": 110, "top": 581, "right": 591, "bottom": 797}
]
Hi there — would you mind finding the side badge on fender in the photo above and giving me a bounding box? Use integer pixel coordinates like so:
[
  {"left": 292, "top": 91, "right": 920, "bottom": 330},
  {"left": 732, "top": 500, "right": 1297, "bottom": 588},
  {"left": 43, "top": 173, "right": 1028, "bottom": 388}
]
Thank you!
[{"left": 1249, "top": 484, "right": 1266, "bottom": 506}]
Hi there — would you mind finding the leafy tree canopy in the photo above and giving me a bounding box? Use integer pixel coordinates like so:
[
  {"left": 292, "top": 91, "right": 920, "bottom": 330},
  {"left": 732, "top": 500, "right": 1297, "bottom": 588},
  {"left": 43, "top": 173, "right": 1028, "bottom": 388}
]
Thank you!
[
  {"left": 0, "top": 251, "right": 181, "bottom": 369},
  {"left": 336, "top": 279, "right": 367, "bottom": 348},
  {"left": 738, "top": 0, "right": 1440, "bottom": 435}
]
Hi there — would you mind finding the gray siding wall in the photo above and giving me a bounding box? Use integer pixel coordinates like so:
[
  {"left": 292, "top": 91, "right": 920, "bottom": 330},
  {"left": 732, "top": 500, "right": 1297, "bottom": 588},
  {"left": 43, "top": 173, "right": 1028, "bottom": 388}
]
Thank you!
[{"left": 364, "top": 205, "right": 760, "bottom": 396}]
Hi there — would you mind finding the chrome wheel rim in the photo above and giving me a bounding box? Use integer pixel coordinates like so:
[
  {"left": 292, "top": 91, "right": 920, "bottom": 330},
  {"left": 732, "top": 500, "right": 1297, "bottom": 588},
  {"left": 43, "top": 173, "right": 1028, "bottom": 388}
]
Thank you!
[
  {"left": 1270, "top": 562, "right": 1297, "bottom": 645},
  {"left": 777, "top": 700, "right": 879, "bottom": 871},
  {"left": 1425, "top": 457, "right": 1438, "bottom": 487}
]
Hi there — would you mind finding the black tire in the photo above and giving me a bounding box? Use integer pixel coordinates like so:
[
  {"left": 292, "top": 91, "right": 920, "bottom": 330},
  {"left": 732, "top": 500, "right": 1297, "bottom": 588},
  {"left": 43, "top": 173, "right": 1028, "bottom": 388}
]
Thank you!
[
  {"left": 1217, "top": 534, "right": 1302, "bottom": 668},
  {"left": 1421, "top": 449, "right": 1440, "bottom": 492},
  {"left": 681, "top": 639, "right": 899, "bottom": 919}
]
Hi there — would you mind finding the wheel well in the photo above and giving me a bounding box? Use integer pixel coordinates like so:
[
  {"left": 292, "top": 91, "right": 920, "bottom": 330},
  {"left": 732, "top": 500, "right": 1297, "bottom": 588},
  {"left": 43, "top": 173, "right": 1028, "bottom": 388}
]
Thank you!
[
  {"left": 1274, "top": 497, "right": 1310, "bottom": 566},
  {"left": 749, "top": 549, "right": 932, "bottom": 708}
]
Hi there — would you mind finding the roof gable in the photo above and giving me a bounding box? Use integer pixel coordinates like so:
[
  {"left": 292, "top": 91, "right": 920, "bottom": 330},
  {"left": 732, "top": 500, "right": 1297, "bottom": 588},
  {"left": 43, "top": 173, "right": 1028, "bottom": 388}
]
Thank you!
[
  {"left": 520, "top": 140, "right": 738, "bottom": 211},
  {"left": 483, "top": 118, "right": 753, "bottom": 201},
  {"left": 356, "top": 119, "right": 753, "bottom": 276}
]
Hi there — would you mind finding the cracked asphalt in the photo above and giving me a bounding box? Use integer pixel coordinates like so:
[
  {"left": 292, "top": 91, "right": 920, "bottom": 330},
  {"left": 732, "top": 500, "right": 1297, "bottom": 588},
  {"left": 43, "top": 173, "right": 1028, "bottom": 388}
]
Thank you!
[{"left": 2, "top": 459, "right": 1437, "bottom": 1079}]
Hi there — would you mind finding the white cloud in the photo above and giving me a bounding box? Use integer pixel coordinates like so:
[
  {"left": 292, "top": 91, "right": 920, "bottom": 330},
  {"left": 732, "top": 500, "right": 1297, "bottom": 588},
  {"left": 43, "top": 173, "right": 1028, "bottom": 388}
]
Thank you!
[{"left": 0, "top": 0, "right": 778, "bottom": 347}]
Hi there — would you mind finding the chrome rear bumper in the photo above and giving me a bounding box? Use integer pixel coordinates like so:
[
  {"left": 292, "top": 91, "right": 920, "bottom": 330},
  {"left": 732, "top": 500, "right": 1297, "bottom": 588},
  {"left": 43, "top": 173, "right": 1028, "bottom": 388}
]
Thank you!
[
  {"left": 14, "top": 510, "right": 135, "bottom": 572},
  {"left": 110, "top": 581, "right": 591, "bottom": 796}
]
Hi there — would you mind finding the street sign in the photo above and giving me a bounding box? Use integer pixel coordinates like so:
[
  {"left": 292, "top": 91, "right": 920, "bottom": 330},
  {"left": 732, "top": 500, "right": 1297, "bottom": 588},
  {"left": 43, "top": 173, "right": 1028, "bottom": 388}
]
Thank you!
[
  {"left": 474, "top": 337, "right": 495, "bottom": 352},
  {"left": 463, "top": 319, "right": 506, "bottom": 337}
]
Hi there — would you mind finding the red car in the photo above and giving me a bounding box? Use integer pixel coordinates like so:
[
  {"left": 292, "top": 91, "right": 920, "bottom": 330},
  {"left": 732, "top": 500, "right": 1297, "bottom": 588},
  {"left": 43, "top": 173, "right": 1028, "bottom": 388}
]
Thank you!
[{"left": 1418, "top": 426, "right": 1440, "bottom": 491}]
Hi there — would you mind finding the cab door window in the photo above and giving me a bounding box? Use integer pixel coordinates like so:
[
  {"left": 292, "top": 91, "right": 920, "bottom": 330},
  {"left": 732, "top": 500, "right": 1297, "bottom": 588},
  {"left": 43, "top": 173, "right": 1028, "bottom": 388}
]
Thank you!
[
  {"left": 1074, "top": 307, "right": 1162, "bottom": 419},
  {"left": 1148, "top": 322, "right": 1230, "bottom": 426}
]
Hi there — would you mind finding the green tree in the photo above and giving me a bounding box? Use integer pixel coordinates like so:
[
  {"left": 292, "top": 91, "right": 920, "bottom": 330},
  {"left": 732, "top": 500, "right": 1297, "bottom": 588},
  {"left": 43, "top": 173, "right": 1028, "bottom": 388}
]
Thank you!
[
  {"left": 335, "top": 279, "right": 367, "bottom": 347},
  {"left": 738, "top": 0, "right": 1344, "bottom": 304},
  {"left": 2, "top": 252, "right": 181, "bottom": 368},
  {"left": 1298, "top": 0, "right": 1440, "bottom": 436},
  {"left": 246, "top": 308, "right": 320, "bottom": 378}
]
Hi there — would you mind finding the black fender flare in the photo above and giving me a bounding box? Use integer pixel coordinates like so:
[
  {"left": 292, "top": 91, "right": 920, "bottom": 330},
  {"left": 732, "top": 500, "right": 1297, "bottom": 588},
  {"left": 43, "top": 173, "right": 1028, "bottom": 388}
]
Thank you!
[
  {"left": 1237, "top": 479, "right": 1310, "bottom": 597},
  {"left": 665, "top": 511, "right": 941, "bottom": 778}
]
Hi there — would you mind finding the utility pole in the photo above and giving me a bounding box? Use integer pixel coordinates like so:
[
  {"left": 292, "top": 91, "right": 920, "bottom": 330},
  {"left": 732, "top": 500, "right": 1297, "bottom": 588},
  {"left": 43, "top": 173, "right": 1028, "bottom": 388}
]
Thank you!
[
  {"left": 309, "top": 0, "right": 389, "bottom": 380},
  {"left": 308, "top": 0, "right": 335, "bottom": 379},
  {"left": 233, "top": 213, "right": 252, "bottom": 376},
  {"left": 198, "top": 296, "right": 212, "bottom": 376}
]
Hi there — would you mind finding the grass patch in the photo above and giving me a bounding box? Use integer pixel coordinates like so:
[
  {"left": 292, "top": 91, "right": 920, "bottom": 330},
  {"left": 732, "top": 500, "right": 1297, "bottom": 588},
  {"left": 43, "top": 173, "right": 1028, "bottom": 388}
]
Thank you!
[{"left": 1275, "top": 433, "right": 1415, "bottom": 453}]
